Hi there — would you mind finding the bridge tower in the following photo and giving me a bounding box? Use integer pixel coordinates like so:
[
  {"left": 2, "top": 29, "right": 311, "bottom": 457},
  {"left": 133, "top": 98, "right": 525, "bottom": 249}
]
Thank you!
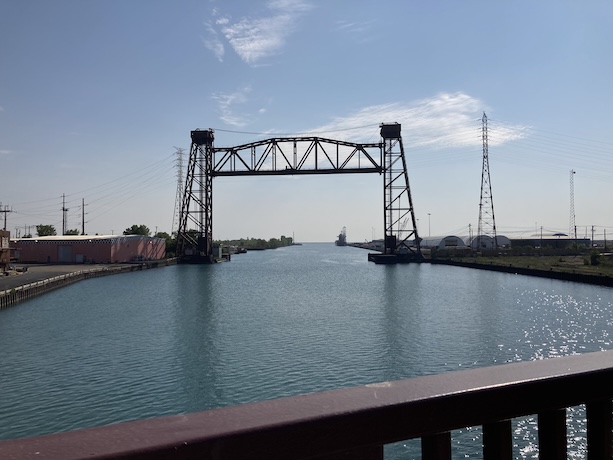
[
  {"left": 380, "top": 123, "right": 421, "bottom": 259},
  {"left": 176, "top": 129, "right": 214, "bottom": 263}
]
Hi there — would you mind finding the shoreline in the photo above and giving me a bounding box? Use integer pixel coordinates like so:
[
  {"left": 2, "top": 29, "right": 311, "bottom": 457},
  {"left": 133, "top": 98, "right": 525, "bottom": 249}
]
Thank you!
[
  {"left": 429, "top": 258, "right": 613, "bottom": 287},
  {"left": 2, "top": 255, "right": 610, "bottom": 310},
  {"left": 0, "top": 260, "right": 177, "bottom": 310}
]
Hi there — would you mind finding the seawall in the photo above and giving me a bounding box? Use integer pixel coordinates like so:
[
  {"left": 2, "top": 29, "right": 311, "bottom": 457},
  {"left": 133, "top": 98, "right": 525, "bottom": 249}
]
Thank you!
[
  {"left": 429, "top": 259, "right": 613, "bottom": 287},
  {"left": 0, "top": 259, "right": 177, "bottom": 310}
]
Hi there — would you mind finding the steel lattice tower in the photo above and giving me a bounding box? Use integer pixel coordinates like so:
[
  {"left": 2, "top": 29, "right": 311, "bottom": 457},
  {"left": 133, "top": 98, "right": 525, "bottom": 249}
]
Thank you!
[
  {"left": 381, "top": 123, "right": 421, "bottom": 259},
  {"left": 171, "top": 147, "right": 184, "bottom": 235},
  {"left": 176, "top": 130, "right": 214, "bottom": 263},
  {"left": 569, "top": 169, "right": 576, "bottom": 240},
  {"left": 476, "top": 112, "right": 498, "bottom": 250}
]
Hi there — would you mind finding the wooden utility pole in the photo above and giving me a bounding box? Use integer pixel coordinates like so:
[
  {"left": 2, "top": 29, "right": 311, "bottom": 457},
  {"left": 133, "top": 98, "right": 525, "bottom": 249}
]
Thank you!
[{"left": 0, "top": 204, "right": 12, "bottom": 230}]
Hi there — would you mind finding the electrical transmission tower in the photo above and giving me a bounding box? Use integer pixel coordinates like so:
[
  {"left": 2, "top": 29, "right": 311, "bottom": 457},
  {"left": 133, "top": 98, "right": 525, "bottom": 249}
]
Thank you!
[
  {"left": 171, "top": 147, "right": 185, "bottom": 235},
  {"left": 476, "top": 112, "right": 498, "bottom": 250},
  {"left": 569, "top": 169, "right": 576, "bottom": 240},
  {"left": 61, "top": 194, "right": 69, "bottom": 235}
]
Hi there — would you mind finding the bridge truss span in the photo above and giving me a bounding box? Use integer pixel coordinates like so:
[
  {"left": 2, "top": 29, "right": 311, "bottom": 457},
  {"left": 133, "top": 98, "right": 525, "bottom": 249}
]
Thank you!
[
  {"left": 212, "top": 137, "right": 382, "bottom": 177},
  {"left": 177, "top": 124, "right": 422, "bottom": 263}
]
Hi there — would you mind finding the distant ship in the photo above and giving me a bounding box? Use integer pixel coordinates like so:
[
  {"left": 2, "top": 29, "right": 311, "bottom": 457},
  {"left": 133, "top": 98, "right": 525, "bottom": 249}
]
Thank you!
[{"left": 335, "top": 227, "right": 347, "bottom": 246}]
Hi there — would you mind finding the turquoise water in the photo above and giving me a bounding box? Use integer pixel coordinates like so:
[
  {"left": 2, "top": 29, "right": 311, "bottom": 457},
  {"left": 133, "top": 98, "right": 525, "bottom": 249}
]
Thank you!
[{"left": 0, "top": 243, "right": 611, "bottom": 458}]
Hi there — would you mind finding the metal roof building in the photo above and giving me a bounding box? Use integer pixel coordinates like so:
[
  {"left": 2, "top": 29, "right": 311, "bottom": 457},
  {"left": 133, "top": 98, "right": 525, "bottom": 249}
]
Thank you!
[{"left": 12, "top": 235, "right": 166, "bottom": 264}]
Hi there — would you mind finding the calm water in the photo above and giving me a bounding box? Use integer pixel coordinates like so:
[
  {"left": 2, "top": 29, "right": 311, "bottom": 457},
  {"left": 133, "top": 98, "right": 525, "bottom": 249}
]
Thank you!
[{"left": 0, "top": 243, "right": 611, "bottom": 458}]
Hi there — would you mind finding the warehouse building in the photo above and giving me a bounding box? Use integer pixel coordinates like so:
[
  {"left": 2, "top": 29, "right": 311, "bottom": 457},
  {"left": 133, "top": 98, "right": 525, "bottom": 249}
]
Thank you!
[{"left": 12, "top": 235, "right": 166, "bottom": 264}]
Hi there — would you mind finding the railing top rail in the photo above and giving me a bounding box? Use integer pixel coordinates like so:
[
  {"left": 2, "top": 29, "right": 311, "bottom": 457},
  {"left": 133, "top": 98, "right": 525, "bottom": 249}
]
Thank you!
[{"left": 1, "top": 350, "right": 612, "bottom": 460}]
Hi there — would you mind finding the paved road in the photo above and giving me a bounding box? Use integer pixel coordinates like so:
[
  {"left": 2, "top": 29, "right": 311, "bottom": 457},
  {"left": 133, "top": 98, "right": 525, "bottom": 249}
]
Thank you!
[{"left": 0, "top": 264, "right": 124, "bottom": 292}]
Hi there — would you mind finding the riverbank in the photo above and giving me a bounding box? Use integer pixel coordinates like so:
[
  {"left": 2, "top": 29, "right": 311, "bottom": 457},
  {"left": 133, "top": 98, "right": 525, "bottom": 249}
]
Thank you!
[
  {"left": 430, "top": 255, "right": 613, "bottom": 287},
  {"left": 0, "top": 260, "right": 177, "bottom": 310}
]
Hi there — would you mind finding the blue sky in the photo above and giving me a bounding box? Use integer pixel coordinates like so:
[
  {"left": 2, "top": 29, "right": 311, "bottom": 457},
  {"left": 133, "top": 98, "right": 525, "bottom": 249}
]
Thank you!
[{"left": 1, "top": 0, "right": 611, "bottom": 242}]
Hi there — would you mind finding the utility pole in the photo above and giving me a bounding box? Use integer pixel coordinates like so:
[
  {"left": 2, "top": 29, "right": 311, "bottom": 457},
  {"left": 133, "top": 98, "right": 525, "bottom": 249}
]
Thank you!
[
  {"left": 540, "top": 226, "right": 543, "bottom": 248},
  {"left": 428, "top": 213, "right": 431, "bottom": 237},
  {"left": 591, "top": 225, "right": 595, "bottom": 247},
  {"left": 0, "top": 203, "right": 12, "bottom": 230},
  {"left": 81, "top": 198, "right": 86, "bottom": 235}
]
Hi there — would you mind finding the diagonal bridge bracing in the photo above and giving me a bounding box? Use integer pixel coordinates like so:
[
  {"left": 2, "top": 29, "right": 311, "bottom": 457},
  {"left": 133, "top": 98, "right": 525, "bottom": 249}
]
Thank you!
[{"left": 177, "top": 124, "right": 422, "bottom": 263}]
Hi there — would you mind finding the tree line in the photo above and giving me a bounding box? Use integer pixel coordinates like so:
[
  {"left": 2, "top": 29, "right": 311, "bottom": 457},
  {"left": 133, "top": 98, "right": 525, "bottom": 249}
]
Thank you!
[
  {"left": 27, "top": 224, "right": 292, "bottom": 256},
  {"left": 216, "top": 235, "right": 294, "bottom": 250}
]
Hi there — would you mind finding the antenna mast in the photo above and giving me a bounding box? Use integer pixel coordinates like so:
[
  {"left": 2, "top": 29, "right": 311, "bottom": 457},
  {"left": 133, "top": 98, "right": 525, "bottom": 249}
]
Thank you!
[{"left": 477, "top": 112, "right": 498, "bottom": 249}]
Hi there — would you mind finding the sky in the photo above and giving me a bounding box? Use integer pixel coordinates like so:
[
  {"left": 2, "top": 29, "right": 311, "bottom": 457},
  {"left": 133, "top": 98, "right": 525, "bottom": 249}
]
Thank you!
[{"left": 1, "top": 0, "right": 611, "bottom": 242}]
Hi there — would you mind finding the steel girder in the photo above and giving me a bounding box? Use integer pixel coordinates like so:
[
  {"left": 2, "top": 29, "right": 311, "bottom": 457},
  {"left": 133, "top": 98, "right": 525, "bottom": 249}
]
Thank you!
[{"left": 212, "top": 137, "right": 382, "bottom": 177}]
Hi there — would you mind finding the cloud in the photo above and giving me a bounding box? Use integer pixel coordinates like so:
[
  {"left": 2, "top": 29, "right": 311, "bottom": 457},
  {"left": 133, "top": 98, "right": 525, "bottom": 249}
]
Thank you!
[
  {"left": 205, "top": 0, "right": 313, "bottom": 65},
  {"left": 307, "top": 93, "right": 528, "bottom": 148},
  {"left": 212, "top": 86, "right": 254, "bottom": 127},
  {"left": 335, "top": 19, "right": 377, "bottom": 44},
  {"left": 0, "top": 149, "right": 12, "bottom": 155},
  {"left": 202, "top": 22, "right": 225, "bottom": 62}
]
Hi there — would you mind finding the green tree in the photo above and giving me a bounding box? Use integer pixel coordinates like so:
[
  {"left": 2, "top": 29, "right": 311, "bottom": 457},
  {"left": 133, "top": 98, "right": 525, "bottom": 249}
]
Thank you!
[
  {"left": 65, "top": 229, "right": 80, "bottom": 235},
  {"left": 123, "top": 224, "right": 151, "bottom": 236},
  {"left": 36, "top": 224, "right": 57, "bottom": 236},
  {"left": 155, "top": 231, "right": 176, "bottom": 256}
]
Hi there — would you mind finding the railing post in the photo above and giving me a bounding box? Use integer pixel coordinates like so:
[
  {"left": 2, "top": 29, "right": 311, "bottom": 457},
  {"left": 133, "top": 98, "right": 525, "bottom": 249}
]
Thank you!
[
  {"left": 483, "top": 419, "right": 512, "bottom": 460},
  {"left": 586, "top": 399, "right": 612, "bottom": 459},
  {"left": 538, "top": 408, "right": 567, "bottom": 460},
  {"left": 422, "top": 432, "right": 451, "bottom": 460}
]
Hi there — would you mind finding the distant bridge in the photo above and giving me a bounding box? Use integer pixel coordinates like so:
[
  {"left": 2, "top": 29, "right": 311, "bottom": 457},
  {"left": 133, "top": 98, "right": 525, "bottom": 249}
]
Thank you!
[{"left": 177, "top": 124, "right": 422, "bottom": 263}]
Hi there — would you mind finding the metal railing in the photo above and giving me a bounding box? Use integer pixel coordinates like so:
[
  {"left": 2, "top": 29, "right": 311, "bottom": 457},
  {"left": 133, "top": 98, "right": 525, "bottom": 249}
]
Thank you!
[{"left": 1, "top": 350, "right": 611, "bottom": 459}]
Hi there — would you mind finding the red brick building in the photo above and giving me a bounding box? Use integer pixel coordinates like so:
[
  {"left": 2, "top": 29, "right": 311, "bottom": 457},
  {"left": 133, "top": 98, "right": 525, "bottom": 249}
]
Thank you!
[{"left": 12, "top": 235, "right": 166, "bottom": 264}]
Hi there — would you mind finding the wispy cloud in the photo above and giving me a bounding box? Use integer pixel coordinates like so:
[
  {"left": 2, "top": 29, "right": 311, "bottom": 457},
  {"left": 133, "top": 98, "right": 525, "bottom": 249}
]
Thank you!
[
  {"left": 0, "top": 149, "right": 12, "bottom": 155},
  {"left": 204, "top": 0, "right": 313, "bottom": 65},
  {"left": 202, "top": 21, "right": 225, "bottom": 62},
  {"left": 335, "top": 19, "right": 377, "bottom": 44},
  {"left": 212, "top": 86, "right": 254, "bottom": 127},
  {"left": 307, "top": 93, "right": 528, "bottom": 148}
]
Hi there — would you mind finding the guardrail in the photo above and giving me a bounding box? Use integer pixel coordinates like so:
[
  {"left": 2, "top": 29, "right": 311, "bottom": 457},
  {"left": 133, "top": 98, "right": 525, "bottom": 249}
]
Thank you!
[{"left": 1, "top": 350, "right": 611, "bottom": 459}]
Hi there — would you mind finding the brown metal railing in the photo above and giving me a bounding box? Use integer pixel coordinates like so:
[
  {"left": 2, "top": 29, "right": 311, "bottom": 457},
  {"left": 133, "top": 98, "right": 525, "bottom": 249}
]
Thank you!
[{"left": 1, "top": 350, "right": 611, "bottom": 459}]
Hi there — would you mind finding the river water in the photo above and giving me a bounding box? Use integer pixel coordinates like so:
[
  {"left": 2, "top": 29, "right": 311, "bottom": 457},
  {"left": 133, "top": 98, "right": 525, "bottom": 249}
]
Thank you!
[{"left": 0, "top": 243, "right": 611, "bottom": 458}]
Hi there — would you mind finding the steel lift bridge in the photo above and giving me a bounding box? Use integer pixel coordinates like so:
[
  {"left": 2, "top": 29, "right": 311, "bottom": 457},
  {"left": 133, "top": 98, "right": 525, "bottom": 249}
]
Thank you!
[{"left": 176, "top": 123, "right": 422, "bottom": 263}]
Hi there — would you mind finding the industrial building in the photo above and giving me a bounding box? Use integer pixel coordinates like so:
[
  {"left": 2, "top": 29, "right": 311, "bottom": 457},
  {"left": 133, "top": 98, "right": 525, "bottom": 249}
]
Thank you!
[{"left": 11, "top": 235, "right": 166, "bottom": 264}]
